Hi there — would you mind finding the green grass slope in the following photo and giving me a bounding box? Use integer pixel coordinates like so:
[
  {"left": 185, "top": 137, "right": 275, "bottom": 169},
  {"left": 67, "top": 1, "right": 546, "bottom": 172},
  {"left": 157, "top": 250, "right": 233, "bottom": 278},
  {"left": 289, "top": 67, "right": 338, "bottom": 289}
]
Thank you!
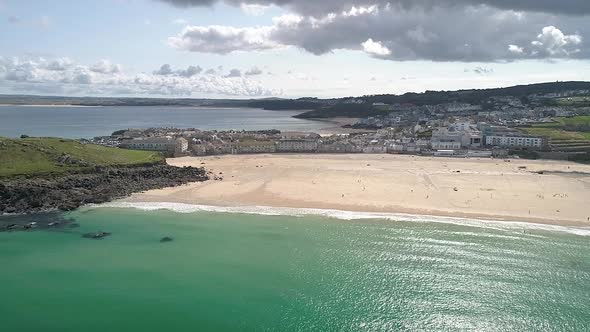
[{"left": 0, "top": 137, "right": 163, "bottom": 178}]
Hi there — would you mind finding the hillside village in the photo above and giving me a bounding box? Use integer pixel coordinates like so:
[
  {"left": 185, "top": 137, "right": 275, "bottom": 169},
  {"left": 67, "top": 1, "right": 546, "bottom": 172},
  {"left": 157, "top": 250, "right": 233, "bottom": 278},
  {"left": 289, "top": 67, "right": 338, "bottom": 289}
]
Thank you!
[{"left": 88, "top": 88, "right": 590, "bottom": 163}]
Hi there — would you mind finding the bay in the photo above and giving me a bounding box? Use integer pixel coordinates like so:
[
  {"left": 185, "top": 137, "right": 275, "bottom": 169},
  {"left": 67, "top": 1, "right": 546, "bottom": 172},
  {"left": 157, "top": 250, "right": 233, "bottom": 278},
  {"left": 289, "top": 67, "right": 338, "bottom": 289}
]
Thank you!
[
  {"left": 1, "top": 208, "right": 589, "bottom": 331},
  {"left": 0, "top": 105, "right": 323, "bottom": 139}
]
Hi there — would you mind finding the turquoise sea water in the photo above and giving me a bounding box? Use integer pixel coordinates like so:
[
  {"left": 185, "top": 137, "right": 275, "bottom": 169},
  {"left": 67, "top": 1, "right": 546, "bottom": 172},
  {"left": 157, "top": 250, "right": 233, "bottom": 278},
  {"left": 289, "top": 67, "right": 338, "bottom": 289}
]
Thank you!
[
  {"left": 0, "top": 106, "right": 323, "bottom": 139},
  {"left": 1, "top": 207, "right": 589, "bottom": 331}
]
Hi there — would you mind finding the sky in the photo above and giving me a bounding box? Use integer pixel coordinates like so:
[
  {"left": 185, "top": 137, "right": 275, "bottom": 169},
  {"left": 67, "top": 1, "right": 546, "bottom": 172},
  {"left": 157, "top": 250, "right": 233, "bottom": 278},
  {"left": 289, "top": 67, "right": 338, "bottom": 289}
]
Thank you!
[{"left": 0, "top": 0, "right": 589, "bottom": 99}]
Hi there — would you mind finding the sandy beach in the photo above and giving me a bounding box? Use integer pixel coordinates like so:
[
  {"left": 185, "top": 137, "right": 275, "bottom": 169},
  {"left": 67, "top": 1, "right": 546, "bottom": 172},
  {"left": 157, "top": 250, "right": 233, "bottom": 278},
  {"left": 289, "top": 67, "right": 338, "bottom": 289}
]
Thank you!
[{"left": 127, "top": 154, "right": 590, "bottom": 227}]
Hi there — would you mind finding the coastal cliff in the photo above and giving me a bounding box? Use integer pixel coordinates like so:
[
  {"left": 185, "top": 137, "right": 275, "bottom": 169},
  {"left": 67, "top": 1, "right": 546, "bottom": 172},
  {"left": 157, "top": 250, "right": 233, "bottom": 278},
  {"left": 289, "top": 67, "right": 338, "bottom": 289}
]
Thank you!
[
  {"left": 0, "top": 165, "right": 208, "bottom": 215},
  {"left": 0, "top": 137, "right": 209, "bottom": 215}
]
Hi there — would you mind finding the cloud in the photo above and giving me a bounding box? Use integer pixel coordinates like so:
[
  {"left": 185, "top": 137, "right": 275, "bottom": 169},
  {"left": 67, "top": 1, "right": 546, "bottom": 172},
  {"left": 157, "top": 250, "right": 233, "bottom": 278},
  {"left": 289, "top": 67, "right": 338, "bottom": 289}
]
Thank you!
[
  {"left": 36, "top": 15, "right": 53, "bottom": 28},
  {"left": 46, "top": 57, "right": 74, "bottom": 71},
  {"left": 167, "top": 3, "right": 590, "bottom": 62},
  {"left": 172, "top": 18, "right": 188, "bottom": 25},
  {"left": 7, "top": 15, "right": 19, "bottom": 24},
  {"left": 240, "top": 3, "right": 271, "bottom": 16},
  {"left": 532, "top": 26, "right": 582, "bottom": 56},
  {"left": 90, "top": 60, "right": 121, "bottom": 74},
  {"left": 168, "top": 25, "right": 281, "bottom": 54},
  {"left": 508, "top": 44, "right": 524, "bottom": 54},
  {"left": 154, "top": 64, "right": 203, "bottom": 77},
  {"left": 177, "top": 65, "right": 203, "bottom": 77},
  {"left": 0, "top": 55, "right": 280, "bottom": 97},
  {"left": 245, "top": 66, "right": 263, "bottom": 76},
  {"left": 465, "top": 66, "right": 494, "bottom": 75},
  {"left": 224, "top": 68, "right": 242, "bottom": 77},
  {"left": 156, "top": 0, "right": 590, "bottom": 16},
  {"left": 361, "top": 38, "right": 391, "bottom": 56},
  {"left": 153, "top": 64, "right": 174, "bottom": 75}
]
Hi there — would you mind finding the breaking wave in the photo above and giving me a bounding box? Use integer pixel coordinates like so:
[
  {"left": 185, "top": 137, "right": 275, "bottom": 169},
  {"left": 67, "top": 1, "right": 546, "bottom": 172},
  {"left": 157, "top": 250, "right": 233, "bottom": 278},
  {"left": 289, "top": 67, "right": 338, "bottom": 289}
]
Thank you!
[{"left": 88, "top": 201, "right": 590, "bottom": 237}]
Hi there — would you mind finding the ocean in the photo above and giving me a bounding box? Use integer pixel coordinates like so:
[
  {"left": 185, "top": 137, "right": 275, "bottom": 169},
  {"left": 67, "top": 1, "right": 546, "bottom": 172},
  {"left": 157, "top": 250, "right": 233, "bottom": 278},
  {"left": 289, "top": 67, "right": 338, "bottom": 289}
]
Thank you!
[
  {"left": 0, "top": 105, "right": 324, "bottom": 139},
  {"left": 1, "top": 206, "right": 589, "bottom": 331}
]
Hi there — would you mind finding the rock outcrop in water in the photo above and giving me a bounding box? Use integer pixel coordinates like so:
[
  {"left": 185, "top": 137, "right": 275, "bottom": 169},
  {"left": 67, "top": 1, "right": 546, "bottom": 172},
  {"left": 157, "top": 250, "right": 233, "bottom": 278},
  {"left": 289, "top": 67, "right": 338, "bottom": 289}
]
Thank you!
[{"left": 0, "top": 165, "right": 208, "bottom": 215}]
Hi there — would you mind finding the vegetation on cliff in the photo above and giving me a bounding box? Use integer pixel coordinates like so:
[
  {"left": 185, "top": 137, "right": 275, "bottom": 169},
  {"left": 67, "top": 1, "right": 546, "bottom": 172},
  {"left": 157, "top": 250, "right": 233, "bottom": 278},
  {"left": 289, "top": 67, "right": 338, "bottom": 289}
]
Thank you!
[
  {"left": 0, "top": 137, "right": 163, "bottom": 178},
  {"left": 0, "top": 138, "right": 208, "bottom": 215}
]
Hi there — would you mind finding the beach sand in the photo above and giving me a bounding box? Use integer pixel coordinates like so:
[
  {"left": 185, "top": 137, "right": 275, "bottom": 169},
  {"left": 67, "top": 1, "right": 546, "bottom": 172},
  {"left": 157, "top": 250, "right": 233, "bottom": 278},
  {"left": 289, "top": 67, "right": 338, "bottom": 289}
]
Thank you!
[{"left": 127, "top": 154, "right": 590, "bottom": 227}]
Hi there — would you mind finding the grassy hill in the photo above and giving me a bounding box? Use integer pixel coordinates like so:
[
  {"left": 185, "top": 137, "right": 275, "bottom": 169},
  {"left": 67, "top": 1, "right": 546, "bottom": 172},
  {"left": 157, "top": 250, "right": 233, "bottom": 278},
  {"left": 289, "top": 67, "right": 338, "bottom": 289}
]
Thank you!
[
  {"left": 520, "top": 117, "right": 590, "bottom": 159},
  {"left": 0, "top": 137, "right": 163, "bottom": 178}
]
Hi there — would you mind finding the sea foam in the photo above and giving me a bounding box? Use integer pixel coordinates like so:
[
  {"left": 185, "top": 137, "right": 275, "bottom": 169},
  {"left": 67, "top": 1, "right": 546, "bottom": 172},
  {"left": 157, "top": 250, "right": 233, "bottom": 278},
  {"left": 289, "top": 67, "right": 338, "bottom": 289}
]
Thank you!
[{"left": 89, "top": 201, "right": 590, "bottom": 237}]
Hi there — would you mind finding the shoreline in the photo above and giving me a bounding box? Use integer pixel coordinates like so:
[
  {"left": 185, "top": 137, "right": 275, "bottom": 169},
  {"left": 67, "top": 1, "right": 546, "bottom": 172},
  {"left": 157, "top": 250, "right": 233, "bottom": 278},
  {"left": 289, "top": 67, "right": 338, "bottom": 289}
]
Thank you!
[
  {"left": 127, "top": 154, "right": 590, "bottom": 228},
  {"left": 95, "top": 201, "right": 590, "bottom": 236}
]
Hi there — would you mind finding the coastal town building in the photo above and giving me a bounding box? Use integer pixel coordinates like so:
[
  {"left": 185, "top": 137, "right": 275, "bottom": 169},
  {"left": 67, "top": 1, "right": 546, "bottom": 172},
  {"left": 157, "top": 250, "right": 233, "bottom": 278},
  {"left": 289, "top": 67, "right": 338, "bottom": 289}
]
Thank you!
[
  {"left": 234, "top": 141, "right": 277, "bottom": 154},
  {"left": 120, "top": 137, "right": 188, "bottom": 155},
  {"left": 277, "top": 139, "right": 318, "bottom": 153},
  {"left": 485, "top": 135, "right": 545, "bottom": 149}
]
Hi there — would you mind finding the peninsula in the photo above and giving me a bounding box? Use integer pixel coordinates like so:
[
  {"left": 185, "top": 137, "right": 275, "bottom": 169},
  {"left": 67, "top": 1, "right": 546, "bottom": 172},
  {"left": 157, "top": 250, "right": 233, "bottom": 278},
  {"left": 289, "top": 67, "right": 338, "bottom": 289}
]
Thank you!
[{"left": 0, "top": 137, "right": 208, "bottom": 216}]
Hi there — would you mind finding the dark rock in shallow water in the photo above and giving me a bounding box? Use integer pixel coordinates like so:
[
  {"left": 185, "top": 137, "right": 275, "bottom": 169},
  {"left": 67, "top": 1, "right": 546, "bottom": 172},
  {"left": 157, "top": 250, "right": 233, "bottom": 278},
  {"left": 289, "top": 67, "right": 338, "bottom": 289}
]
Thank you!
[
  {"left": 82, "top": 231, "right": 111, "bottom": 239},
  {"left": 160, "top": 236, "right": 174, "bottom": 243},
  {"left": 0, "top": 212, "right": 77, "bottom": 232}
]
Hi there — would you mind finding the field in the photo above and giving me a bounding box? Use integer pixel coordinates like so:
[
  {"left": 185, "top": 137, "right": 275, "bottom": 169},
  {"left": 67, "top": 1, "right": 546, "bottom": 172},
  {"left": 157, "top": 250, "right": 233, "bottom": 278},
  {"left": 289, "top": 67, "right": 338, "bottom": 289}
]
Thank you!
[
  {"left": 521, "top": 127, "right": 590, "bottom": 140},
  {"left": 550, "top": 96, "right": 590, "bottom": 107},
  {"left": 521, "top": 116, "right": 590, "bottom": 140},
  {"left": 0, "top": 137, "right": 163, "bottom": 178}
]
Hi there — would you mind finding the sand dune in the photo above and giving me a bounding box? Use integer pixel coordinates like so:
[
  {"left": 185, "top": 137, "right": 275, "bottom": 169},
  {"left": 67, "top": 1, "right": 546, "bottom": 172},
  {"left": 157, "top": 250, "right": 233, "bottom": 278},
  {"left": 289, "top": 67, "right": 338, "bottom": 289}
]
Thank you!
[{"left": 127, "top": 154, "right": 590, "bottom": 227}]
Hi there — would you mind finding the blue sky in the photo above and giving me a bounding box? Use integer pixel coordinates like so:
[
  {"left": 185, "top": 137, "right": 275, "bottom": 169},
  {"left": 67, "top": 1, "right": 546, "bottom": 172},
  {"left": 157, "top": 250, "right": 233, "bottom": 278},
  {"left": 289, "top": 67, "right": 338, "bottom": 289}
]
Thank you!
[{"left": 1, "top": 0, "right": 589, "bottom": 98}]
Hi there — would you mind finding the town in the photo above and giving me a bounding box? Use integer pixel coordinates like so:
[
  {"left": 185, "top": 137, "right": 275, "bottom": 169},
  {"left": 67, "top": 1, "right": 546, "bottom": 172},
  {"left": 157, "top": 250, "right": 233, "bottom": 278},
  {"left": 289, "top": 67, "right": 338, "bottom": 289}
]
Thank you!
[{"left": 88, "top": 88, "right": 590, "bottom": 163}]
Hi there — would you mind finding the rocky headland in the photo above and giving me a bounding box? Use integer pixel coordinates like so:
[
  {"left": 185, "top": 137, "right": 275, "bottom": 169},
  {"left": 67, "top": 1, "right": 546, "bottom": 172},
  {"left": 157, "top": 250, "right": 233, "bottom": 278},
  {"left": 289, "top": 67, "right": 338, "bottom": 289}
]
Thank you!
[{"left": 0, "top": 165, "right": 208, "bottom": 215}]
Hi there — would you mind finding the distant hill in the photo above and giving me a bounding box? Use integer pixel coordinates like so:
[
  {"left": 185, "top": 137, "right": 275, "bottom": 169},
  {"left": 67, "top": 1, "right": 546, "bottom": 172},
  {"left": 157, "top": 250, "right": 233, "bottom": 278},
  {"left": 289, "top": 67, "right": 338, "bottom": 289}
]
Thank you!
[
  {"left": 295, "top": 81, "right": 590, "bottom": 119},
  {"left": 2, "top": 81, "right": 589, "bottom": 118}
]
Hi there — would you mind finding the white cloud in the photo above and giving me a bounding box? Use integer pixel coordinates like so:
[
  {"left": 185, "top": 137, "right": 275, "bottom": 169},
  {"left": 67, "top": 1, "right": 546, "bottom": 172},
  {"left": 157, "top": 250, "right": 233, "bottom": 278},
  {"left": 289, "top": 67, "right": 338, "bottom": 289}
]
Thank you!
[
  {"left": 508, "top": 44, "right": 524, "bottom": 54},
  {"left": 532, "top": 26, "right": 582, "bottom": 56},
  {"left": 46, "top": 57, "right": 74, "bottom": 71},
  {"left": 240, "top": 3, "right": 271, "bottom": 16},
  {"left": 90, "top": 60, "right": 122, "bottom": 74},
  {"left": 36, "top": 15, "right": 53, "bottom": 28},
  {"left": 361, "top": 38, "right": 391, "bottom": 56},
  {"left": 0, "top": 55, "right": 280, "bottom": 97}
]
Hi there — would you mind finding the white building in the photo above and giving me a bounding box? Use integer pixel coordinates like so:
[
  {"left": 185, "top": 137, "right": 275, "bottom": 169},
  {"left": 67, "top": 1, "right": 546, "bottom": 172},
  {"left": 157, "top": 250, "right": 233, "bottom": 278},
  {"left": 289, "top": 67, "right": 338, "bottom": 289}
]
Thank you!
[
  {"left": 121, "top": 137, "right": 188, "bottom": 155},
  {"left": 432, "top": 123, "right": 482, "bottom": 149},
  {"left": 485, "top": 135, "right": 544, "bottom": 149},
  {"left": 234, "top": 141, "right": 276, "bottom": 154},
  {"left": 431, "top": 127, "right": 463, "bottom": 150},
  {"left": 277, "top": 139, "right": 318, "bottom": 152}
]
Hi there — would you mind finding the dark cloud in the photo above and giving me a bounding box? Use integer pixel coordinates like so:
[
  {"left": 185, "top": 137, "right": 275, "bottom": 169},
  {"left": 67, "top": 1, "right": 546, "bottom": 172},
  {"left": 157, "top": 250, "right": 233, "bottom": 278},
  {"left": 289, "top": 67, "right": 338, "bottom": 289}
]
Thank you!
[
  {"left": 153, "top": 64, "right": 173, "bottom": 75},
  {"left": 169, "top": 4, "right": 590, "bottom": 62},
  {"left": 466, "top": 67, "right": 494, "bottom": 75},
  {"left": 157, "top": 0, "right": 590, "bottom": 16},
  {"left": 153, "top": 64, "right": 203, "bottom": 77},
  {"left": 161, "top": 0, "right": 590, "bottom": 62},
  {"left": 224, "top": 68, "right": 242, "bottom": 78},
  {"left": 245, "top": 66, "right": 263, "bottom": 76},
  {"left": 7, "top": 16, "right": 20, "bottom": 24}
]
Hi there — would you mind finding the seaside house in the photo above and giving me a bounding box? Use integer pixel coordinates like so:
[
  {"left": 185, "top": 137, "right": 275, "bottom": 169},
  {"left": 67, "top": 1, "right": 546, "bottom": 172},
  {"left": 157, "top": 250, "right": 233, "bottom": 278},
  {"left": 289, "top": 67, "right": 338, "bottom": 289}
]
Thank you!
[
  {"left": 120, "top": 137, "right": 188, "bottom": 156},
  {"left": 277, "top": 139, "right": 318, "bottom": 153},
  {"left": 234, "top": 141, "right": 277, "bottom": 154}
]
